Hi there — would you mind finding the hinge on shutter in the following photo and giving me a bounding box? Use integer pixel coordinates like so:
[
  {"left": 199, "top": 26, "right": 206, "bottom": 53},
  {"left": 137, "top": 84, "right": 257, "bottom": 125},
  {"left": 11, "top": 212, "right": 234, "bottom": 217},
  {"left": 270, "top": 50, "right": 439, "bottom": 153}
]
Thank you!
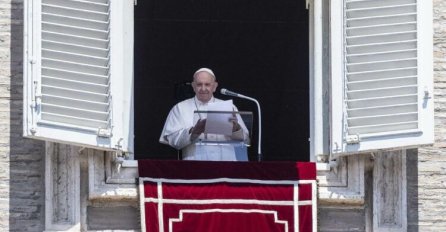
[
  {"left": 33, "top": 81, "right": 42, "bottom": 108},
  {"left": 115, "top": 138, "right": 124, "bottom": 150},
  {"left": 306, "top": 0, "right": 310, "bottom": 9},
  {"left": 346, "top": 134, "right": 360, "bottom": 144},
  {"left": 30, "top": 81, "right": 41, "bottom": 134},
  {"left": 97, "top": 128, "right": 112, "bottom": 138},
  {"left": 424, "top": 87, "right": 431, "bottom": 99},
  {"left": 34, "top": 94, "right": 42, "bottom": 109},
  {"left": 134, "top": 0, "right": 137, "bottom": 6}
]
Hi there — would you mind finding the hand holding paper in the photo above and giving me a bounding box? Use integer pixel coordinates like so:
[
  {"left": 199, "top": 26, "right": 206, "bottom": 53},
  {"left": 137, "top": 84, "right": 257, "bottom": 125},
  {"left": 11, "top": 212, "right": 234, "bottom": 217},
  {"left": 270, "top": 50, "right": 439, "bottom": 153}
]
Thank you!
[
  {"left": 229, "top": 114, "right": 241, "bottom": 132},
  {"left": 191, "top": 119, "right": 206, "bottom": 134},
  {"left": 204, "top": 100, "right": 234, "bottom": 135}
]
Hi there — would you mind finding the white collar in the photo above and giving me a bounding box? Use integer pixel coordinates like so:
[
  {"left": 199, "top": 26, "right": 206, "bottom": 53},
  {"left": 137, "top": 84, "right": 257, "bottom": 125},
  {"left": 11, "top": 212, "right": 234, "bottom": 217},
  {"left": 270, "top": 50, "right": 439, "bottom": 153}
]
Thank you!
[{"left": 194, "top": 96, "right": 215, "bottom": 106}]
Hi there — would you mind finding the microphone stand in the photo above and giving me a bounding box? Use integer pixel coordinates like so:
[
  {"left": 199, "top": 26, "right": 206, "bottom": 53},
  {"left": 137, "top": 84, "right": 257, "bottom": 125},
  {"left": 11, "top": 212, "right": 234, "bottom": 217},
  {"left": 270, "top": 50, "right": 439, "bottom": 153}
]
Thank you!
[{"left": 227, "top": 93, "right": 262, "bottom": 162}]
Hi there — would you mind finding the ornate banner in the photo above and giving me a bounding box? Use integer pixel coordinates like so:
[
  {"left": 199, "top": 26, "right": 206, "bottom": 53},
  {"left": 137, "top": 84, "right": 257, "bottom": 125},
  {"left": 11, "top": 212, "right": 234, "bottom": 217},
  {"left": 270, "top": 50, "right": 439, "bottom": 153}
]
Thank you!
[{"left": 138, "top": 160, "right": 317, "bottom": 232}]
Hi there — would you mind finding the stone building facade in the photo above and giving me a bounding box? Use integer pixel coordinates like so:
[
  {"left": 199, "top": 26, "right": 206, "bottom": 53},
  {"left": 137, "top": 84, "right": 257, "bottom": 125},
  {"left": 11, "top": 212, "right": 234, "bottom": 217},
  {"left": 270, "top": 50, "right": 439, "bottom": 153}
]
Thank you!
[{"left": 0, "top": 0, "right": 445, "bottom": 231}]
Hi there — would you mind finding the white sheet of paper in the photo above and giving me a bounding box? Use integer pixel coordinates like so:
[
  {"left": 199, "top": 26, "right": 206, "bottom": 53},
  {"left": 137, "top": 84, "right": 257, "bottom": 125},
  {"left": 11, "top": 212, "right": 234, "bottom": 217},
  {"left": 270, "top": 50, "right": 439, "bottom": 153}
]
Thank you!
[{"left": 204, "top": 100, "right": 234, "bottom": 135}]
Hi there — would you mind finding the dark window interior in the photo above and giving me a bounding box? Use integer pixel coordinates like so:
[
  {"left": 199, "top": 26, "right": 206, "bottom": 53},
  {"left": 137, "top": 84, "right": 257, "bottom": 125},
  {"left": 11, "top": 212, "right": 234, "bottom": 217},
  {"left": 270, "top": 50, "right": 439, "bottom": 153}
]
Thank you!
[{"left": 134, "top": 0, "right": 309, "bottom": 161}]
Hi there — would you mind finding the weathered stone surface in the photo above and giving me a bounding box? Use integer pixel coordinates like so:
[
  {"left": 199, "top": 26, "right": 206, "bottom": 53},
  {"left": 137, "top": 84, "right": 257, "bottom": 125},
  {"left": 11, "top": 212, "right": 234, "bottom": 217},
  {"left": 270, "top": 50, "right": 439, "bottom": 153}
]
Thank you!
[
  {"left": 0, "top": 0, "right": 45, "bottom": 231},
  {"left": 318, "top": 207, "right": 365, "bottom": 232},
  {"left": 87, "top": 206, "right": 139, "bottom": 231},
  {"left": 414, "top": 1, "right": 446, "bottom": 231}
]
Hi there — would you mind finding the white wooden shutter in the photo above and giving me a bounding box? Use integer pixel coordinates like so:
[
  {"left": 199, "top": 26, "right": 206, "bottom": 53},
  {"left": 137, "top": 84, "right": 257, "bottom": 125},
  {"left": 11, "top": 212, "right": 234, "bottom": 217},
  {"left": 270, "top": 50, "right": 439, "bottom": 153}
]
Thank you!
[
  {"left": 23, "top": 0, "right": 134, "bottom": 152},
  {"left": 330, "top": 0, "right": 433, "bottom": 155}
]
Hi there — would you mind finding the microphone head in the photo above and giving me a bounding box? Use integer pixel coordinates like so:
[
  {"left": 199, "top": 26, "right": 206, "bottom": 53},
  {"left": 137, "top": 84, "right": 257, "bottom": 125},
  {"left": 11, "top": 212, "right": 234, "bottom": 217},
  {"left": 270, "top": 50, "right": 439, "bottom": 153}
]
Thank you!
[{"left": 219, "top": 88, "right": 248, "bottom": 98}]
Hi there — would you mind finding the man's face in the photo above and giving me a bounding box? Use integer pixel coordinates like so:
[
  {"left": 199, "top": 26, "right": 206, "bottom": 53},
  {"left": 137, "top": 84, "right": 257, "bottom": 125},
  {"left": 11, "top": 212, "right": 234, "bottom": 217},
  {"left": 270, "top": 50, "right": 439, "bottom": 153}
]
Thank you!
[{"left": 192, "top": 72, "right": 218, "bottom": 102}]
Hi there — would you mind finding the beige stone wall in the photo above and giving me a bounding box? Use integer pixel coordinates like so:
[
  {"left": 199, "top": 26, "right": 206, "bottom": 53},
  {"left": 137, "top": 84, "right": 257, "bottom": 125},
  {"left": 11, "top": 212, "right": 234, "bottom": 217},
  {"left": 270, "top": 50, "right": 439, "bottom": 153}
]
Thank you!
[
  {"left": 414, "top": 0, "right": 446, "bottom": 231},
  {"left": 0, "top": 0, "right": 45, "bottom": 231}
]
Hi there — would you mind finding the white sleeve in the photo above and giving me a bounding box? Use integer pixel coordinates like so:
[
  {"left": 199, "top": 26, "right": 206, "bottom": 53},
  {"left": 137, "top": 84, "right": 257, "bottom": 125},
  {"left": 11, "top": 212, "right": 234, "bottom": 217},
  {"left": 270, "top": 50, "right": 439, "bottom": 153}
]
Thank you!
[{"left": 159, "top": 105, "right": 193, "bottom": 150}]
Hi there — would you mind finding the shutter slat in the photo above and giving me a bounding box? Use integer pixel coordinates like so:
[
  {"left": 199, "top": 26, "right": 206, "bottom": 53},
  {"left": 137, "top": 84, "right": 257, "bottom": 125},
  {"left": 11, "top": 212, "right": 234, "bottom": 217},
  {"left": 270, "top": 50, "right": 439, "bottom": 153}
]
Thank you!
[
  {"left": 41, "top": 113, "right": 108, "bottom": 128},
  {"left": 42, "top": 76, "right": 108, "bottom": 93},
  {"left": 42, "top": 13, "right": 109, "bottom": 30},
  {"left": 42, "top": 58, "right": 109, "bottom": 76},
  {"left": 84, "top": 0, "right": 108, "bottom": 4},
  {"left": 42, "top": 5, "right": 108, "bottom": 22},
  {"left": 348, "top": 112, "right": 417, "bottom": 127},
  {"left": 347, "top": 13, "right": 416, "bottom": 27},
  {"left": 347, "top": 59, "right": 417, "bottom": 73},
  {"left": 42, "top": 0, "right": 109, "bottom": 13},
  {"left": 42, "top": 40, "right": 108, "bottom": 57},
  {"left": 42, "top": 23, "right": 108, "bottom": 40},
  {"left": 347, "top": 85, "right": 417, "bottom": 99},
  {"left": 42, "top": 68, "right": 108, "bottom": 85},
  {"left": 347, "top": 22, "right": 416, "bottom": 37},
  {"left": 42, "top": 95, "right": 108, "bottom": 112},
  {"left": 347, "top": 94, "right": 417, "bottom": 109},
  {"left": 347, "top": 32, "right": 416, "bottom": 45},
  {"left": 347, "top": 50, "right": 417, "bottom": 63},
  {"left": 42, "top": 49, "right": 108, "bottom": 66},
  {"left": 42, "top": 103, "right": 109, "bottom": 121},
  {"left": 346, "top": 4, "right": 416, "bottom": 18},
  {"left": 347, "top": 103, "right": 417, "bottom": 117},
  {"left": 346, "top": 0, "right": 416, "bottom": 9},
  {"left": 347, "top": 40, "right": 416, "bottom": 54},
  {"left": 347, "top": 76, "right": 417, "bottom": 89},
  {"left": 347, "top": 67, "right": 417, "bottom": 82},
  {"left": 42, "top": 85, "right": 108, "bottom": 103},
  {"left": 348, "top": 121, "right": 418, "bottom": 135},
  {"left": 42, "top": 32, "right": 108, "bottom": 49}
]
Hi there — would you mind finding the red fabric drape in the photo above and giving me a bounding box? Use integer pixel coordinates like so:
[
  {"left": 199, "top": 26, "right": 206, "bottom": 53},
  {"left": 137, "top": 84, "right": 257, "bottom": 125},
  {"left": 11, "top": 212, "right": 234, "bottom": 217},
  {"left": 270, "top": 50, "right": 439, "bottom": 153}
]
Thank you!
[{"left": 139, "top": 160, "right": 316, "bottom": 232}]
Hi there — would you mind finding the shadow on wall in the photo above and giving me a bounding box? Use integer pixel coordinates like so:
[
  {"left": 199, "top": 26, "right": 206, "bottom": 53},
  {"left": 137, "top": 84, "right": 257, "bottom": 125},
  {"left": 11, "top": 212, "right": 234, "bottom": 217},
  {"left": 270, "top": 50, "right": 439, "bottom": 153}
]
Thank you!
[
  {"left": 406, "top": 149, "right": 419, "bottom": 232},
  {"left": 9, "top": 2, "right": 46, "bottom": 231}
]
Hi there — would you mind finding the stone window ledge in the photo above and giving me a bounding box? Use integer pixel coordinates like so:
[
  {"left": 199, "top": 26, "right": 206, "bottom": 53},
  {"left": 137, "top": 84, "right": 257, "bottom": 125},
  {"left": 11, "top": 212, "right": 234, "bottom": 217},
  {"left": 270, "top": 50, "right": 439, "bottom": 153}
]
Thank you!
[{"left": 88, "top": 153, "right": 366, "bottom": 204}]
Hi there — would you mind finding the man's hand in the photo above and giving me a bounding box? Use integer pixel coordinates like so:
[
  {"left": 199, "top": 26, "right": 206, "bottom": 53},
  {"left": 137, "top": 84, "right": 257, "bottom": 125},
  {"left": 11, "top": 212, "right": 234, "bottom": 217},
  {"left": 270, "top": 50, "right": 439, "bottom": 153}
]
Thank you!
[
  {"left": 229, "top": 115, "right": 241, "bottom": 132},
  {"left": 190, "top": 119, "right": 206, "bottom": 140}
]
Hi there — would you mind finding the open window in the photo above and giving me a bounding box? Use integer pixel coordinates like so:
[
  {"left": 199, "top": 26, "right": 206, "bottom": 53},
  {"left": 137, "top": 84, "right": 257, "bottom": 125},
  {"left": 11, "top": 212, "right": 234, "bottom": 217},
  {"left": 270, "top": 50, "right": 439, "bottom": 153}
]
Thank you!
[
  {"left": 23, "top": 0, "right": 433, "bottom": 161},
  {"left": 133, "top": 0, "right": 310, "bottom": 161}
]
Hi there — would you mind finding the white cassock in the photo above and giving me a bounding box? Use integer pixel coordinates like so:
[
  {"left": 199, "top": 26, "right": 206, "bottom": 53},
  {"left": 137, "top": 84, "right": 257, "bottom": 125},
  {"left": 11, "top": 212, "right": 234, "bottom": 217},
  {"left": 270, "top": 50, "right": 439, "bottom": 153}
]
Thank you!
[{"left": 159, "top": 96, "right": 250, "bottom": 161}]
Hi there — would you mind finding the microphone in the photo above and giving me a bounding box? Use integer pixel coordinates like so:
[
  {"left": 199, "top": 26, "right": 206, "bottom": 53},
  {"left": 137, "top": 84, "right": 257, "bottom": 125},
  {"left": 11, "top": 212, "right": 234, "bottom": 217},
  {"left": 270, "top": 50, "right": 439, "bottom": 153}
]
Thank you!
[
  {"left": 220, "top": 88, "right": 243, "bottom": 97},
  {"left": 220, "top": 88, "right": 263, "bottom": 161}
]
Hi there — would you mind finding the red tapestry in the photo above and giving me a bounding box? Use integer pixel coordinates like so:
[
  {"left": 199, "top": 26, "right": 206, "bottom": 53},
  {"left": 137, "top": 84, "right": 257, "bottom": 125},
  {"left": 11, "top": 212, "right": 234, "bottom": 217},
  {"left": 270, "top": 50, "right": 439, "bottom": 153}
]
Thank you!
[{"left": 138, "top": 160, "right": 317, "bottom": 232}]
